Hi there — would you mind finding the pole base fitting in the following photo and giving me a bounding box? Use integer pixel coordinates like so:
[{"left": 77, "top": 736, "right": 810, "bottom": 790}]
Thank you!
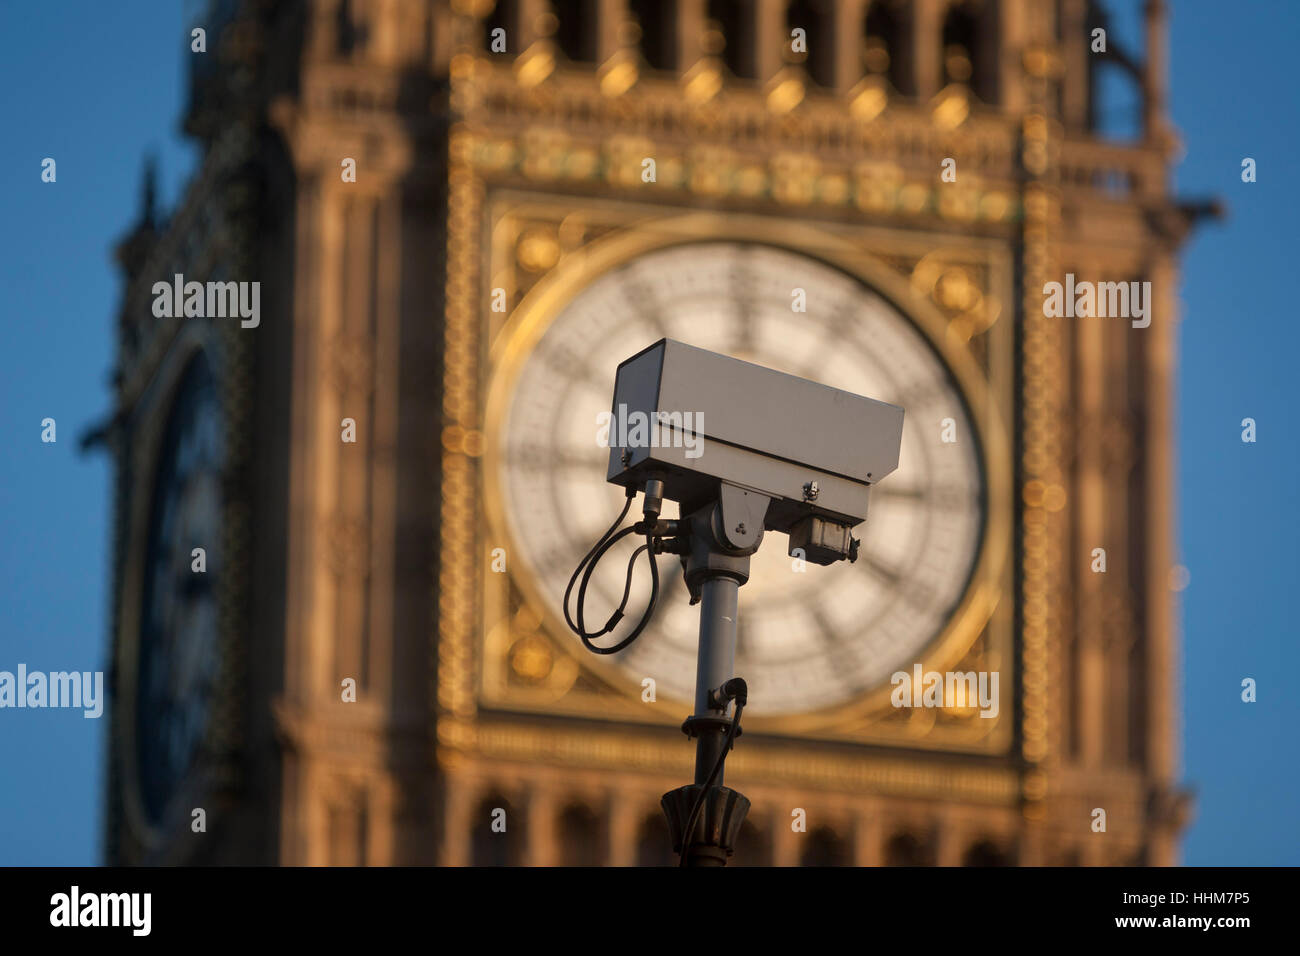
[
  {"left": 680, "top": 714, "right": 743, "bottom": 742},
  {"left": 661, "top": 785, "right": 751, "bottom": 866}
]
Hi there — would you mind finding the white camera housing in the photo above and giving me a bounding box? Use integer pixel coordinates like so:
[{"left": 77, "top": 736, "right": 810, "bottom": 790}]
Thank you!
[{"left": 606, "top": 339, "right": 904, "bottom": 544}]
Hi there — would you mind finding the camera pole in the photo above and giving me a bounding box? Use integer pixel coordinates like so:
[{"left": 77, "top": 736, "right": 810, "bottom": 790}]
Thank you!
[
  {"left": 661, "top": 482, "right": 769, "bottom": 867},
  {"left": 691, "top": 577, "right": 739, "bottom": 787}
]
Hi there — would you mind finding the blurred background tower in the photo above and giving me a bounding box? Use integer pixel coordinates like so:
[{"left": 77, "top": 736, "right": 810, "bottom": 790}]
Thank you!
[{"left": 103, "top": 0, "right": 1197, "bottom": 865}]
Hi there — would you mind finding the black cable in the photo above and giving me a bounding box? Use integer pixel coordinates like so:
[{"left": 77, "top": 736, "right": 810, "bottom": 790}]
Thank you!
[
  {"left": 575, "top": 526, "right": 637, "bottom": 634},
  {"left": 564, "top": 489, "right": 662, "bottom": 655},
  {"left": 678, "top": 698, "right": 744, "bottom": 867},
  {"left": 563, "top": 489, "right": 634, "bottom": 636},
  {"left": 575, "top": 528, "right": 660, "bottom": 654}
]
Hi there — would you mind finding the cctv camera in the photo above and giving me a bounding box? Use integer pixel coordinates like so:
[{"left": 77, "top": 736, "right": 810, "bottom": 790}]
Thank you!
[{"left": 605, "top": 339, "right": 904, "bottom": 564}]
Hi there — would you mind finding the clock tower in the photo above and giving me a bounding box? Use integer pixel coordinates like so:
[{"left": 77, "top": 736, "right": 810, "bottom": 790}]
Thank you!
[{"left": 104, "top": 0, "right": 1196, "bottom": 865}]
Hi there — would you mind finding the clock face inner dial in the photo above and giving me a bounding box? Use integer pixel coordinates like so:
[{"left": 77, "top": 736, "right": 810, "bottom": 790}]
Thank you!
[
  {"left": 497, "top": 242, "right": 985, "bottom": 716},
  {"left": 135, "top": 351, "right": 224, "bottom": 824}
]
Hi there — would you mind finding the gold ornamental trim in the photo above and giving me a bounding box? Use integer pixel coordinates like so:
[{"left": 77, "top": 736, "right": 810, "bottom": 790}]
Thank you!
[
  {"left": 479, "top": 208, "right": 1014, "bottom": 745},
  {"left": 1017, "top": 6, "right": 1067, "bottom": 819},
  {"left": 439, "top": 718, "right": 1020, "bottom": 805}
]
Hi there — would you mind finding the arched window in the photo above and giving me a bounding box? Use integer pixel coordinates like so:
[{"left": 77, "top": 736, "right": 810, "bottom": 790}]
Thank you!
[
  {"left": 787, "top": 0, "right": 835, "bottom": 88},
  {"left": 864, "top": 0, "right": 908, "bottom": 94},
  {"left": 558, "top": 802, "right": 604, "bottom": 866},
  {"left": 471, "top": 793, "right": 524, "bottom": 866},
  {"left": 708, "top": 0, "right": 756, "bottom": 79},
  {"left": 552, "top": 0, "right": 598, "bottom": 63},
  {"left": 884, "top": 831, "right": 932, "bottom": 866},
  {"left": 630, "top": 0, "right": 675, "bottom": 71},
  {"left": 962, "top": 839, "right": 1010, "bottom": 867},
  {"left": 801, "top": 825, "right": 852, "bottom": 866},
  {"left": 636, "top": 811, "right": 676, "bottom": 866},
  {"left": 1085, "top": 1, "right": 1144, "bottom": 139},
  {"left": 326, "top": 792, "right": 367, "bottom": 866},
  {"left": 336, "top": 0, "right": 369, "bottom": 56},
  {"left": 483, "top": 0, "right": 516, "bottom": 55},
  {"left": 732, "top": 819, "right": 771, "bottom": 867},
  {"left": 941, "top": 1, "right": 994, "bottom": 100}
]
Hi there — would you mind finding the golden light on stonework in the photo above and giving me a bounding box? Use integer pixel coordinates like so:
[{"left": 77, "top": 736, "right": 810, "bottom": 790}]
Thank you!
[
  {"left": 566, "top": 146, "right": 599, "bottom": 180},
  {"left": 324, "top": 515, "right": 368, "bottom": 577},
  {"left": 604, "top": 135, "right": 653, "bottom": 187},
  {"left": 556, "top": 213, "right": 587, "bottom": 251},
  {"left": 492, "top": 603, "right": 581, "bottom": 698},
  {"left": 899, "top": 182, "right": 929, "bottom": 214},
  {"left": 599, "top": 55, "right": 638, "bottom": 98},
  {"left": 945, "top": 681, "right": 979, "bottom": 717},
  {"left": 944, "top": 46, "right": 974, "bottom": 84},
  {"left": 766, "top": 70, "right": 806, "bottom": 114},
  {"left": 936, "top": 268, "right": 981, "bottom": 312},
  {"left": 683, "top": 23, "right": 725, "bottom": 103},
  {"left": 514, "top": 40, "right": 555, "bottom": 89},
  {"left": 1021, "top": 45, "right": 1063, "bottom": 79},
  {"left": 689, "top": 147, "right": 733, "bottom": 195},
  {"left": 480, "top": 138, "right": 517, "bottom": 173},
  {"left": 442, "top": 425, "right": 485, "bottom": 457},
  {"left": 903, "top": 705, "right": 938, "bottom": 737},
  {"left": 509, "top": 634, "right": 554, "bottom": 683},
  {"left": 516, "top": 228, "right": 560, "bottom": 272},
  {"left": 979, "top": 191, "right": 1011, "bottom": 220},
  {"left": 947, "top": 306, "right": 1001, "bottom": 346},
  {"left": 1022, "top": 768, "right": 1048, "bottom": 802},
  {"left": 735, "top": 164, "right": 766, "bottom": 198},
  {"left": 931, "top": 85, "right": 971, "bottom": 130},
  {"left": 514, "top": 603, "right": 543, "bottom": 633},
  {"left": 682, "top": 58, "right": 722, "bottom": 104},
  {"left": 522, "top": 128, "right": 570, "bottom": 180},
  {"left": 863, "top": 38, "right": 890, "bottom": 75},
  {"left": 657, "top": 156, "right": 686, "bottom": 188},
  {"left": 771, "top": 153, "right": 818, "bottom": 204},
  {"left": 1020, "top": 113, "right": 1052, "bottom": 175},
  {"left": 819, "top": 172, "right": 849, "bottom": 205},
  {"left": 327, "top": 334, "right": 374, "bottom": 395},
  {"left": 849, "top": 77, "right": 888, "bottom": 122},
  {"left": 910, "top": 256, "right": 1001, "bottom": 347},
  {"left": 854, "top": 160, "right": 902, "bottom": 211},
  {"left": 937, "top": 181, "right": 980, "bottom": 222},
  {"left": 1022, "top": 479, "right": 1067, "bottom": 513},
  {"left": 600, "top": 21, "right": 641, "bottom": 97}
]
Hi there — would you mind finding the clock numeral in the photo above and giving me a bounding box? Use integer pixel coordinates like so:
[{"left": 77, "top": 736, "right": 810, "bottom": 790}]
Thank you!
[
  {"left": 809, "top": 606, "right": 861, "bottom": 681},
  {"left": 536, "top": 346, "right": 601, "bottom": 387},
  {"left": 858, "top": 551, "right": 903, "bottom": 587},
  {"left": 616, "top": 269, "right": 673, "bottom": 339},
  {"left": 873, "top": 483, "right": 979, "bottom": 512},
  {"left": 505, "top": 443, "right": 602, "bottom": 473}
]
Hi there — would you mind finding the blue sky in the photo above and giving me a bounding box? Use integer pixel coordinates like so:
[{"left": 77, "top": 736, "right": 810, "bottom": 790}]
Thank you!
[
  {"left": 1162, "top": 1, "right": 1300, "bottom": 865},
  {"left": 0, "top": 1, "right": 200, "bottom": 865},
  {"left": 0, "top": 1, "right": 1295, "bottom": 865}
]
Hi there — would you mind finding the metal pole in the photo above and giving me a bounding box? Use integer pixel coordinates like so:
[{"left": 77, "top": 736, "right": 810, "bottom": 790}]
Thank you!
[
  {"left": 661, "top": 491, "right": 758, "bottom": 865},
  {"left": 692, "top": 576, "right": 739, "bottom": 786}
]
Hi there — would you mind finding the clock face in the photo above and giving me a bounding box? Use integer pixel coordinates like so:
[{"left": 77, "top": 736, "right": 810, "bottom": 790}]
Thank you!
[
  {"left": 135, "top": 352, "right": 224, "bottom": 824},
  {"left": 497, "top": 242, "right": 985, "bottom": 716}
]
